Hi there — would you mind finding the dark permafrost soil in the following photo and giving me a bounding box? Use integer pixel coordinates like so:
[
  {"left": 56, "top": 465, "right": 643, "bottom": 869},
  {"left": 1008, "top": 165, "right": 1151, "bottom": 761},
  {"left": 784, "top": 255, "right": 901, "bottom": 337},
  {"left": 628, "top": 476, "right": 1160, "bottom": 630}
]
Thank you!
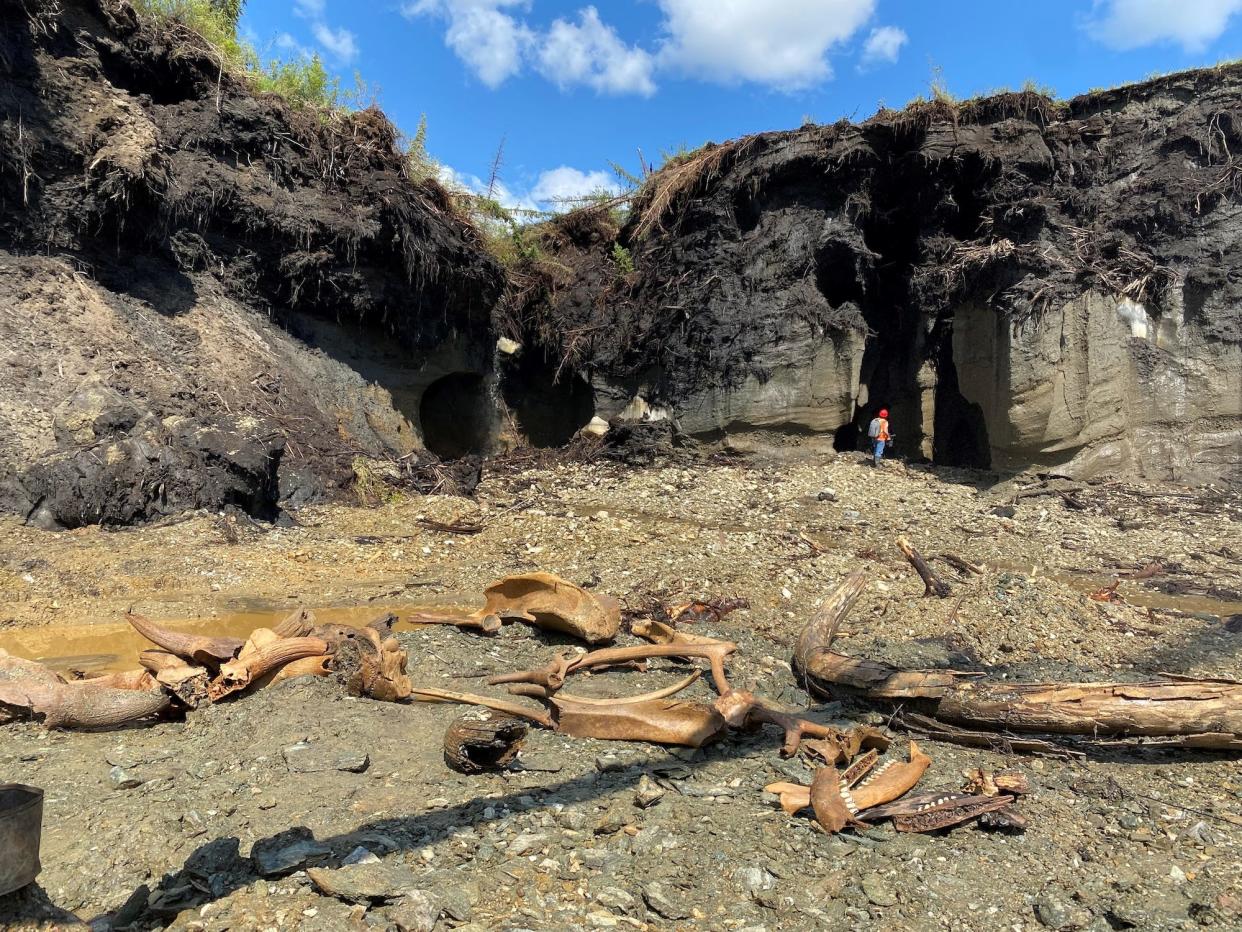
[{"left": 1, "top": 448, "right": 1240, "bottom": 931}]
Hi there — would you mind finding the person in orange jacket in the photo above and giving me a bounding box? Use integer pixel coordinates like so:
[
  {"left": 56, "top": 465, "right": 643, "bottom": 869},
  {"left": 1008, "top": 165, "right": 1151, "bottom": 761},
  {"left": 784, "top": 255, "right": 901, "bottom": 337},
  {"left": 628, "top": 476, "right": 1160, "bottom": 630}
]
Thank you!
[{"left": 867, "top": 408, "right": 892, "bottom": 467}]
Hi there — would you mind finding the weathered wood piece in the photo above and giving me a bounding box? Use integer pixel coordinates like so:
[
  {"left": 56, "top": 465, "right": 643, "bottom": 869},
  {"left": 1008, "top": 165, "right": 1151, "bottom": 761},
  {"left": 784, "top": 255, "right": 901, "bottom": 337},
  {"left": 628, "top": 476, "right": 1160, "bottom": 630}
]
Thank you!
[{"left": 795, "top": 576, "right": 1242, "bottom": 748}]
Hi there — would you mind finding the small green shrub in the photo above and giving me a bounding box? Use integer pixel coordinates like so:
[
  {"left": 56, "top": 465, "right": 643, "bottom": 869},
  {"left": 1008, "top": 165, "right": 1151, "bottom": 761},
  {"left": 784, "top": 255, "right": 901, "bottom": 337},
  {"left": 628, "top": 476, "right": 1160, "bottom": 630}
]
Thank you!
[
  {"left": 611, "top": 242, "right": 634, "bottom": 277},
  {"left": 929, "top": 65, "right": 956, "bottom": 104}
]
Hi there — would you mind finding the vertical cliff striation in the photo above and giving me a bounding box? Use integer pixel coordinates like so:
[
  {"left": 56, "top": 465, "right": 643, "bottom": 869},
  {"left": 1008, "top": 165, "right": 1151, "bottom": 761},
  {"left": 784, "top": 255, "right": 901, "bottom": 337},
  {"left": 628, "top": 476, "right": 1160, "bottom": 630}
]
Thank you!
[{"left": 518, "top": 73, "right": 1242, "bottom": 481}]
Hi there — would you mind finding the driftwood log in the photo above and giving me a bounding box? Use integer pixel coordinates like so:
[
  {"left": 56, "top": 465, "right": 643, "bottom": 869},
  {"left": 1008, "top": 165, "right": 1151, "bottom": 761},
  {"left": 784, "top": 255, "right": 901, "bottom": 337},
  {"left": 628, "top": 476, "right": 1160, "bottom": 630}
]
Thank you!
[
  {"left": 794, "top": 573, "right": 1242, "bottom": 750},
  {"left": 897, "top": 536, "right": 951, "bottom": 598}
]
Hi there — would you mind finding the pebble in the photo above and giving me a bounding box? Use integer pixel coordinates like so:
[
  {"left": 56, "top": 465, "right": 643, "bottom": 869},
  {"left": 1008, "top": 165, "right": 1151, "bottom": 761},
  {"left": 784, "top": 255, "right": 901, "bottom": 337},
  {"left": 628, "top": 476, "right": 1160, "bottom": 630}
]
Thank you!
[
  {"left": 633, "top": 775, "right": 665, "bottom": 809},
  {"left": 383, "top": 891, "right": 438, "bottom": 932},
  {"left": 252, "top": 832, "right": 332, "bottom": 877},
  {"left": 1034, "top": 895, "right": 1072, "bottom": 928},
  {"left": 642, "top": 882, "right": 692, "bottom": 921},
  {"left": 508, "top": 834, "right": 548, "bottom": 857},
  {"left": 108, "top": 765, "right": 144, "bottom": 790},
  {"left": 306, "top": 861, "right": 421, "bottom": 904},
  {"left": 861, "top": 874, "right": 898, "bottom": 907}
]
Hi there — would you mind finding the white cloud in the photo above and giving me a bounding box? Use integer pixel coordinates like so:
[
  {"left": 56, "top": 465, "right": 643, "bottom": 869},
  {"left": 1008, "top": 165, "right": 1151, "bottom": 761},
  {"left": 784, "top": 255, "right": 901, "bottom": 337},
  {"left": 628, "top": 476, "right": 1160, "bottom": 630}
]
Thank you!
[
  {"left": 287, "top": 0, "right": 358, "bottom": 64},
  {"left": 656, "top": 0, "right": 875, "bottom": 89},
  {"left": 439, "top": 163, "right": 617, "bottom": 213},
  {"left": 1086, "top": 0, "right": 1242, "bottom": 51},
  {"left": 275, "top": 31, "right": 313, "bottom": 58},
  {"left": 293, "top": 0, "right": 326, "bottom": 17},
  {"left": 537, "top": 7, "right": 657, "bottom": 96},
  {"left": 403, "top": 1, "right": 533, "bottom": 88},
  {"left": 407, "top": 0, "right": 882, "bottom": 93},
  {"left": 859, "top": 25, "right": 907, "bottom": 68},
  {"left": 529, "top": 166, "right": 620, "bottom": 207},
  {"left": 312, "top": 22, "right": 358, "bottom": 63},
  {"left": 436, "top": 163, "right": 540, "bottom": 213}
]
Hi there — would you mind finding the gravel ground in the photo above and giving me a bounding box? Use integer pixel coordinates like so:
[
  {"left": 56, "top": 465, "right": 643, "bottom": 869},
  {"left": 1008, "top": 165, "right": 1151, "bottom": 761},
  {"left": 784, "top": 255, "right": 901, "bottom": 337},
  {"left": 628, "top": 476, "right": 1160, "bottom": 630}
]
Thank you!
[{"left": 1, "top": 444, "right": 1240, "bottom": 930}]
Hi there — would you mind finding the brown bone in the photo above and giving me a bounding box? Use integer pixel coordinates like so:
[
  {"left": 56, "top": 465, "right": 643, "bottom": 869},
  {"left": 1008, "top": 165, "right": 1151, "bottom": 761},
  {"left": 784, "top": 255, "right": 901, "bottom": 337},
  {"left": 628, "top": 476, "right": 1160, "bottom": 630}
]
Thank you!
[
  {"left": 631, "top": 619, "right": 730, "bottom": 647},
  {"left": 712, "top": 689, "right": 887, "bottom": 759},
  {"left": 411, "top": 573, "right": 620, "bottom": 643},
  {"left": 487, "top": 652, "right": 575, "bottom": 691},
  {"left": 272, "top": 608, "right": 318, "bottom": 639},
  {"left": 208, "top": 635, "right": 329, "bottom": 701},
  {"left": 552, "top": 697, "right": 726, "bottom": 747},
  {"left": 127, "top": 614, "right": 244, "bottom": 665},
  {"left": 262, "top": 655, "right": 333, "bottom": 687},
  {"left": 567, "top": 642, "right": 737, "bottom": 694},
  {"left": 411, "top": 687, "right": 556, "bottom": 728},
  {"left": 892, "top": 794, "right": 1015, "bottom": 833},
  {"left": 508, "top": 671, "right": 703, "bottom": 705},
  {"left": 2, "top": 651, "right": 169, "bottom": 729},
  {"left": 811, "top": 766, "right": 860, "bottom": 833}
]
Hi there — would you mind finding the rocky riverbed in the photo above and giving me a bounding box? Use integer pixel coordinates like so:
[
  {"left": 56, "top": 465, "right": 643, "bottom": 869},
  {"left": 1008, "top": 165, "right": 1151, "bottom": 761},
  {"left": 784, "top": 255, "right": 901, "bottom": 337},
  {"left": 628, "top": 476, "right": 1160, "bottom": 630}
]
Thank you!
[{"left": 1, "top": 444, "right": 1240, "bottom": 930}]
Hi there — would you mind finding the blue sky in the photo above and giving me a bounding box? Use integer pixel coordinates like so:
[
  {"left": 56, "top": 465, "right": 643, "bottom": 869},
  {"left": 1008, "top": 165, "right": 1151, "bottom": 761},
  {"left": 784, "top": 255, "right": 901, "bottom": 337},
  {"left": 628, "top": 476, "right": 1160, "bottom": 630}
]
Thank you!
[{"left": 241, "top": 1, "right": 1242, "bottom": 211}]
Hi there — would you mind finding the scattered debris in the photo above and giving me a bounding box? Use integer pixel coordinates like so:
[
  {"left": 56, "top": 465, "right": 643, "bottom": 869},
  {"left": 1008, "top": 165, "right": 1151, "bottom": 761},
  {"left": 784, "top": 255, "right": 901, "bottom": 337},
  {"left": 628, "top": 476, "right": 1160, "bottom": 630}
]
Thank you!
[
  {"left": 897, "top": 535, "right": 952, "bottom": 598},
  {"left": 1089, "top": 579, "right": 1125, "bottom": 603}
]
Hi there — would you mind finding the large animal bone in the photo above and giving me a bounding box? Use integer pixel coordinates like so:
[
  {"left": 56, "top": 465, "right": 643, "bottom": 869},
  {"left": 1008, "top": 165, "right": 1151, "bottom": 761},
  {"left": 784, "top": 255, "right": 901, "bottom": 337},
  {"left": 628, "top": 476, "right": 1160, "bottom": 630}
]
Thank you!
[
  {"left": 127, "top": 614, "right": 244, "bottom": 665},
  {"left": 774, "top": 742, "right": 933, "bottom": 833},
  {"left": 795, "top": 574, "right": 1242, "bottom": 749},
  {"left": 551, "top": 697, "right": 726, "bottom": 747},
  {"left": 1, "top": 650, "right": 170, "bottom": 729},
  {"left": 411, "top": 687, "right": 556, "bottom": 728},
  {"left": 314, "top": 625, "right": 412, "bottom": 702},
  {"left": 528, "top": 641, "right": 738, "bottom": 695},
  {"left": 631, "top": 619, "right": 729, "bottom": 647},
  {"left": 506, "top": 671, "right": 702, "bottom": 705},
  {"left": 208, "top": 634, "right": 330, "bottom": 701},
  {"left": 411, "top": 573, "right": 621, "bottom": 643},
  {"left": 74, "top": 669, "right": 157, "bottom": 691},
  {"left": 712, "top": 689, "right": 888, "bottom": 758},
  {"left": 443, "top": 709, "right": 528, "bottom": 774},
  {"left": 487, "top": 652, "right": 575, "bottom": 691}
]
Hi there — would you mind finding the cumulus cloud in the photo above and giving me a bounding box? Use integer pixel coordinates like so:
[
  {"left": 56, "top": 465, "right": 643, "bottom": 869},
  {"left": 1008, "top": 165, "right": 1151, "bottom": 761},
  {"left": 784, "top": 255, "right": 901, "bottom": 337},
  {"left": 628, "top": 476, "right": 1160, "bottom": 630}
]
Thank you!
[
  {"left": 1085, "top": 0, "right": 1242, "bottom": 51},
  {"left": 408, "top": 0, "right": 882, "bottom": 93},
  {"left": 439, "top": 163, "right": 617, "bottom": 213},
  {"left": 312, "top": 22, "right": 358, "bottom": 62},
  {"left": 656, "top": 0, "right": 876, "bottom": 89},
  {"left": 407, "top": 1, "right": 653, "bottom": 93},
  {"left": 404, "top": 1, "right": 533, "bottom": 88},
  {"left": 537, "top": 7, "right": 657, "bottom": 96},
  {"left": 529, "top": 166, "right": 620, "bottom": 207},
  {"left": 859, "top": 25, "right": 907, "bottom": 68}
]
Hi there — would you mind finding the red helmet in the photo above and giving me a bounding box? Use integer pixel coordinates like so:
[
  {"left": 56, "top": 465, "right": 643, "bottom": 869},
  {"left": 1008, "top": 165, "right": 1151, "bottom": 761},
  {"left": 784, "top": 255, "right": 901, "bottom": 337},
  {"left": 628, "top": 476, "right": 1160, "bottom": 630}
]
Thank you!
[{"left": 879, "top": 409, "right": 889, "bottom": 418}]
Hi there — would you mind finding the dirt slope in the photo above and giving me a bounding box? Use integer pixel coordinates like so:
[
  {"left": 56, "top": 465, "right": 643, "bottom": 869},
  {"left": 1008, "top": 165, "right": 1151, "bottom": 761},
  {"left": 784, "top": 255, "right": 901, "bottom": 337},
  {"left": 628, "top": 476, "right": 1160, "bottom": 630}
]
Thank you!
[
  {"left": 0, "top": 0, "right": 503, "bottom": 528},
  {"left": 521, "top": 74, "right": 1242, "bottom": 481}
]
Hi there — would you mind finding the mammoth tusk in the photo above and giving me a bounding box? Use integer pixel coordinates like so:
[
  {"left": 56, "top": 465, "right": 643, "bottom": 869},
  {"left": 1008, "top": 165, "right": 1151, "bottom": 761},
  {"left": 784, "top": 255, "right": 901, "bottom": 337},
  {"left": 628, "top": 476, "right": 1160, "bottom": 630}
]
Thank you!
[{"left": 127, "top": 614, "right": 244, "bottom": 665}]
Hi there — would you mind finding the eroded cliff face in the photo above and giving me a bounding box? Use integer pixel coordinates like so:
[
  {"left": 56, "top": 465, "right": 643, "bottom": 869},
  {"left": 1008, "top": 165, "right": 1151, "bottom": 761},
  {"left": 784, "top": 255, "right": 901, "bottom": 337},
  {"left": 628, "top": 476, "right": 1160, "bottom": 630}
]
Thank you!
[
  {"left": 0, "top": 0, "right": 505, "bottom": 526},
  {"left": 524, "top": 70, "right": 1242, "bottom": 482}
]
